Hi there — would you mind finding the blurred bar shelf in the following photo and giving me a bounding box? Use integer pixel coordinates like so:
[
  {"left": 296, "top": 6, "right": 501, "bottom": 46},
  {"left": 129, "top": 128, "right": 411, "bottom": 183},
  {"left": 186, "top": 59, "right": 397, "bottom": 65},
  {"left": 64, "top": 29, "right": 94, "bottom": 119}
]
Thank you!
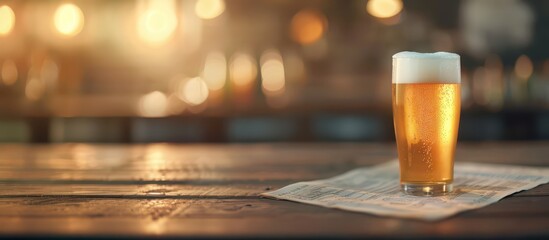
[{"left": 1, "top": 94, "right": 548, "bottom": 143}]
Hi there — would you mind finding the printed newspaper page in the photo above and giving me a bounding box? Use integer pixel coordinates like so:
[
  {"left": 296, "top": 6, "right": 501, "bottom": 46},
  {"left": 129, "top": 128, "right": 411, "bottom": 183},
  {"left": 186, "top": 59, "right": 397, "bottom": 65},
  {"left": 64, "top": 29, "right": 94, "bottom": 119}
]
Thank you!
[{"left": 262, "top": 160, "right": 549, "bottom": 221}]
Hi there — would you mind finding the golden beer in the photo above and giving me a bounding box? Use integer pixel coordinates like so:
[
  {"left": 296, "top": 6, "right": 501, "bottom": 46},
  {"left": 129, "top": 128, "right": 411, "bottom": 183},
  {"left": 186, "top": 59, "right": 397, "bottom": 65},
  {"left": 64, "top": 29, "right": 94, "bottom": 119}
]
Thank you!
[{"left": 392, "top": 52, "right": 460, "bottom": 196}]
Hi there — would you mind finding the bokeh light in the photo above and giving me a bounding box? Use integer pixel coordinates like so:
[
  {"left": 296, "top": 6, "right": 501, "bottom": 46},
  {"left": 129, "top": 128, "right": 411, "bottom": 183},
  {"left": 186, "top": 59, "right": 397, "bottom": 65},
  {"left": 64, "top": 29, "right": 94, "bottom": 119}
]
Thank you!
[
  {"left": 53, "top": 3, "right": 85, "bottom": 37},
  {"left": 178, "top": 77, "right": 209, "bottom": 106},
  {"left": 366, "top": 0, "right": 403, "bottom": 19},
  {"left": 1, "top": 60, "right": 18, "bottom": 85},
  {"left": 25, "top": 77, "right": 45, "bottom": 101},
  {"left": 230, "top": 52, "right": 257, "bottom": 87},
  {"left": 290, "top": 9, "right": 326, "bottom": 45},
  {"left": 40, "top": 58, "right": 59, "bottom": 87},
  {"left": 195, "top": 0, "right": 225, "bottom": 20},
  {"left": 202, "top": 51, "right": 227, "bottom": 91},
  {"left": 0, "top": 5, "right": 15, "bottom": 36},
  {"left": 515, "top": 55, "right": 533, "bottom": 79},
  {"left": 139, "top": 91, "right": 168, "bottom": 117},
  {"left": 260, "top": 49, "right": 286, "bottom": 95},
  {"left": 137, "top": 0, "right": 178, "bottom": 46}
]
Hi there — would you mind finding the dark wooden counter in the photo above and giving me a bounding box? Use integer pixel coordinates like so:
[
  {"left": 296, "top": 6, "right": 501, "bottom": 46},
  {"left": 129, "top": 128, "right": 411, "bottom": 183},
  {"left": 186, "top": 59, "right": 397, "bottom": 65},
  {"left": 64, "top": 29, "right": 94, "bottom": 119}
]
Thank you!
[{"left": 0, "top": 142, "right": 548, "bottom": 238}]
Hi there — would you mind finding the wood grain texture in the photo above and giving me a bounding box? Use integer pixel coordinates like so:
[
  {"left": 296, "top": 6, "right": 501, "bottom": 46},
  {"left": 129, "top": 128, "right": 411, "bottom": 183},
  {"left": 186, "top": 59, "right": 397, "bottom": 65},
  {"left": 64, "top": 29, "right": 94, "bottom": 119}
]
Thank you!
[
  {"left": 0, "top": 142, "right": 548, "bottom": 238},
  {"left": 0, "top": 196, "right": 548, "bottom": 237}
]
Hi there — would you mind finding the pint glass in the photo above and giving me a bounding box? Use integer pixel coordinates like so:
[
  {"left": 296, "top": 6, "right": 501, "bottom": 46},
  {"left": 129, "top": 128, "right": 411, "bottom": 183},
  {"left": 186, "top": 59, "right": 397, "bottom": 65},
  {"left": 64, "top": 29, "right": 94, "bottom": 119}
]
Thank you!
[{"left": 392, "top": 52, "right": 461, "bottom": 196}]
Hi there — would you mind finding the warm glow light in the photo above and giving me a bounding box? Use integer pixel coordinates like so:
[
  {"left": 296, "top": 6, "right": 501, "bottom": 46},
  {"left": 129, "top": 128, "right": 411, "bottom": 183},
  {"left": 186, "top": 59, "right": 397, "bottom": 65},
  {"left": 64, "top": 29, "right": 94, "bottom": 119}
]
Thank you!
[
  {"left": 290, "top": 9, "right": 326, "bottom": 45},
  {"left": 144, "top": 144, "right": 167, "bottom": 170},
  {"left": 178, "top": 77, "right": 209, "bottom": 106},
  {"left": 202, "top": 51, "right": 227, "bottom": 90},
  {"left": 1, "top": 60, "right": 18, "bottom": 85},
  {"left": 25, "top": 77, "right": 45, "bottom": 101},
  {"left": 41, "top": 59, "right": 59, "bottom": 85},
  {"left": 515, "top": 55, "right": 533, "bottom": 80},
  {"left": 366, "top": 0, "right": 403, "bottom": 19},
  {"left": 260, "top": 49, "right": 285, "bottom": 94},
  {"left": 0, "top": 5, "right": 15, "bottom": 36},
  {"left": 54, "top": 3, "right": 84, "bottom": 37},
  {"left": 139, "top": 91, "right": 168, "bottom": 117},
  {"left": 195, "top": 0, "right": 225, "bottom": 20},
  {"left": 230, "top": 52, "right": 257, "bottom": 87},
  {"left": 137, "top": 0, "right": 178, "bottom": 46}
]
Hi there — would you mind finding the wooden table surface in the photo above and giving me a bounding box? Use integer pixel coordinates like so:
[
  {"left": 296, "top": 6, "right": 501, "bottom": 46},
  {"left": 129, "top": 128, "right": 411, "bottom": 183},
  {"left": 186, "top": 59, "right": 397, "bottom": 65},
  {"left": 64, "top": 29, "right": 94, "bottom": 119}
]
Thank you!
[{"left": 0, "top": 142, "right": 548, "bottom": 238}]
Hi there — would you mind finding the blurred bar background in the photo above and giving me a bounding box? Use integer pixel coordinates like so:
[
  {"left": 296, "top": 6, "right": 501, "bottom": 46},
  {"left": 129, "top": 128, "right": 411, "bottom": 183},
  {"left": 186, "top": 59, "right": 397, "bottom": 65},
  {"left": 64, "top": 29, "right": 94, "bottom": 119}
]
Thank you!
[{"left": 0, "top": 0, "right": 548, "bottom": 143}]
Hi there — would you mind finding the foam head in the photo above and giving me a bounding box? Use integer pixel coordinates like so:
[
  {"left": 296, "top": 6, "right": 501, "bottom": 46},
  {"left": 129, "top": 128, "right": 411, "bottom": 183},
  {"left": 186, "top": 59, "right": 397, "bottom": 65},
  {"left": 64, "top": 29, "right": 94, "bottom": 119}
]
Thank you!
[{"left": 392, "top": 51, "right": 460, "bottom": 84}]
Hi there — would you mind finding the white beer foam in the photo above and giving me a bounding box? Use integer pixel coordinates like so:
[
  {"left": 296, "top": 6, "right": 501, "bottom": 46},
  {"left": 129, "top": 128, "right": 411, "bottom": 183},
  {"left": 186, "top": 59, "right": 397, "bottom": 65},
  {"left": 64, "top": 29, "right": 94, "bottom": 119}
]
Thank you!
[{"left": 392, "top": 51, "right": 460, "bottom": 84}]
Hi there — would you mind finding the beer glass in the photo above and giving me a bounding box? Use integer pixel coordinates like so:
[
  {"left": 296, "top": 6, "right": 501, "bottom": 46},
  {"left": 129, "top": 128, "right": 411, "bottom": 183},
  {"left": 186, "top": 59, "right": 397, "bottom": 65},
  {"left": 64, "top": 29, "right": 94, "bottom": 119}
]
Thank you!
[{"left": 392, "top": 52, "right": 461, "bottom": 196}]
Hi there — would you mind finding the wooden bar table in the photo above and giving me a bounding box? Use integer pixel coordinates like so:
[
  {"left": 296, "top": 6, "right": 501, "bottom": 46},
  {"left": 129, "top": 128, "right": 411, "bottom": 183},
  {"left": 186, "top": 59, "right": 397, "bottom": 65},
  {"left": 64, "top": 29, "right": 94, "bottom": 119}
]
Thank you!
[{"left": 0, "top": 142, "right": 547, "bottom": 238}]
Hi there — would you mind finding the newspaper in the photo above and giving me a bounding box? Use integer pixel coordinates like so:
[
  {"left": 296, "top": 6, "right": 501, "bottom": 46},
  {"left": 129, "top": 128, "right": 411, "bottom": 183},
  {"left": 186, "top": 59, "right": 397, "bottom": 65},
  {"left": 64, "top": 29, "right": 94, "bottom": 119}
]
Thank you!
[{"left": 262, "top": 160, "right": 549, "bottom": 221}]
